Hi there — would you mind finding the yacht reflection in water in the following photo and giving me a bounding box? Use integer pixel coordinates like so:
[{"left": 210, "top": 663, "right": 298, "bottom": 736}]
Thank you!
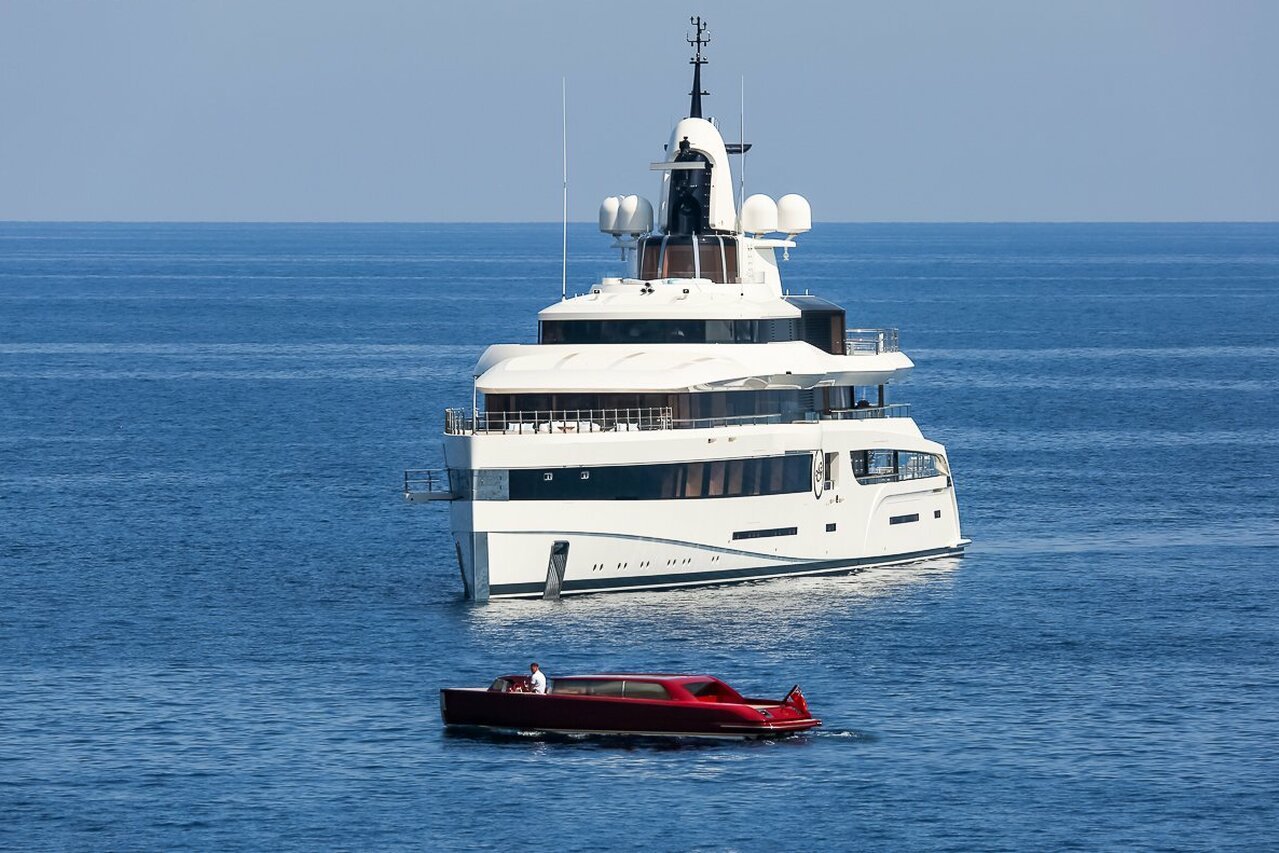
[{"left": 460, "top": 560, "right": 963, "bottom": 642}]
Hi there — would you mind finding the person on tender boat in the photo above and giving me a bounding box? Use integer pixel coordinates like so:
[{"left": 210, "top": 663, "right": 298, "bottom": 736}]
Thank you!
[{"left": 528, "top": 662, "right": 547, "bottom": 694}]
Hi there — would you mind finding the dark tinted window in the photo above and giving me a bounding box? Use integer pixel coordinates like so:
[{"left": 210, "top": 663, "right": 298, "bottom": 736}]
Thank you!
[
  {"left": 679, "top": 680, "right": 742, "bottom": 702},
  {"left": 732, "top": 526, "right": 798, "bottom": 540},
  {"left": 624, "top": 682, "right": 671, "bottom": 700},
  {"left": 637, "top": 235, "right": 739, "bottom": 283},
  {"left": 850, "top": 450, "right": 944, "bottom": 485},
  {"left": 784, "top": 295, "right": 846, "bottom": 355},
  {"left": 508, "top": 454, "right": 813, "bottom": 501},
  {"left": 551, "top": 679, "right": 625, "bottom": 697},
  {"left": 484, "top": 386, "right": 879, "bottom": 429},
  {"left": 539, "top": 319, "right": 764, "bottom": 345}
]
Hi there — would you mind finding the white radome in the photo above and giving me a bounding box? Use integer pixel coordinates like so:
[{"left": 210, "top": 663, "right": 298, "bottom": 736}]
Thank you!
[
  {"left": 740, "top": 194, "right": 778, "bottom": 234},
  {"left": 777, "top": 194, "right": 812, "bottom": 236},
  {"left": 598, "top": 196, "right": 621, "bottom": 233},
  {"left": 617, "top": 195, "right": 654, "bottom": 236}
]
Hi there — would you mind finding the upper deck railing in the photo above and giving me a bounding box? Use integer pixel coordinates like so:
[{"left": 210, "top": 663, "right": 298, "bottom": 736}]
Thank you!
[
  {"left": 404, "top": 468, "right": 454, "bottom": 501},
  {"left": 845, "top": 328, "right": 900, "bottom": 355},
  {"left": 822, "top": 403, "right": 912, "bottom": 421},
  {"left": 443, "top": 404, "right": 910, "bottom": 436}
]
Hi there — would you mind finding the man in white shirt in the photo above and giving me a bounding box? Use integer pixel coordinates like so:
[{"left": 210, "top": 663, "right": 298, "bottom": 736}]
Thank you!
[{"left": 528, "top": 662, "right": 547, "bottom": 694}]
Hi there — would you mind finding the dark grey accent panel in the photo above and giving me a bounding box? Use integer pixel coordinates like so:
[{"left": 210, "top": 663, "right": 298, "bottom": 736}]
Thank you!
[
  {"left": 731, "top": 526, "right": 798, "bottom": 541},
  {"left": 472, "top": 532, "right": 489, "bottom": 601},
  {"left": 473, "top": 470, "right": 509, "bottom": 501},
  {"left": 542, "top": 540, "right": 570, "bottom": 600},
  {"left": 454, "top": 541, "right": 469, "bottom": 599}
]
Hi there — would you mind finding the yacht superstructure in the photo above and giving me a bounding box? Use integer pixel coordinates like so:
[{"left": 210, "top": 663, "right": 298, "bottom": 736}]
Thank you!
[{"left": 406, "top": 20, "right": 966, "bottom": 600}]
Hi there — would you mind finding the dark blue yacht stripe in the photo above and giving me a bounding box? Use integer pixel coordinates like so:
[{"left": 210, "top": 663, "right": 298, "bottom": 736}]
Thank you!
[{"left": 488, "top": 544, "right": 966, "bottom": 597}]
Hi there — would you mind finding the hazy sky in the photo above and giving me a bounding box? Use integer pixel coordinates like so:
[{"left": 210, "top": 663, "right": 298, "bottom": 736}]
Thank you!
[{"left": 2, "top": 0, "right": 1276, "bottom": 221}]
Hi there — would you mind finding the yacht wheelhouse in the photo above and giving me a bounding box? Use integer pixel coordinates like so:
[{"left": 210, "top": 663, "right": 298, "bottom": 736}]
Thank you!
[{"left": 406, "top": 20, "right": 967, "bottom": 599}]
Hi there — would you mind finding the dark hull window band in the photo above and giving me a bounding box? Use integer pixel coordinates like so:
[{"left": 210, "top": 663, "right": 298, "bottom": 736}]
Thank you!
[
  {"left": 540, "top": 318, "right": 764, "bottom": 345},
  {"left": 538, "top": 310, "right": 845, "bottom": 355},
  {"left": 889, "top": 513, "right": 920, "bottom": 525},
  {"left": 508, "top": 454, "right": 812, "bottom": 501},
  {"left": 732, "top": 527, "right": 798, "bottom": 541}
]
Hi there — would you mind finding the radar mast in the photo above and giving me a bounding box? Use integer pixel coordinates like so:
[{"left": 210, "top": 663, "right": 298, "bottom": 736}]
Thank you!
[{"left": 687, "top": 16, "right": 710, "bottom": 119}]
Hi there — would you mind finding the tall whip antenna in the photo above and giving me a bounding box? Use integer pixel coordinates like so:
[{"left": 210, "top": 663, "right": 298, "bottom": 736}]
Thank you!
[
  {"left": 561, "top": 77, "right": 568, "bottom": 302},
  {"left": 739, "top": 75, "right": 746, "bottom": 213}
]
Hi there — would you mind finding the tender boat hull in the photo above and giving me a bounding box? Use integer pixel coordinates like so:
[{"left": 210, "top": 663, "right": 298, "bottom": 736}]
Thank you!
[{"left": 439, "top": 689, "right": 820, "bottom": 739}]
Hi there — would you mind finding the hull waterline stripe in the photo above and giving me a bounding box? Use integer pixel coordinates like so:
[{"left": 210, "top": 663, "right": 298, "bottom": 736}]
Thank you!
[
  {"left": 488, "top": 544, "right": 964, "bottom": 598},
  {"left": 444, "top": 724, "right": 805, "bottom": 740}
]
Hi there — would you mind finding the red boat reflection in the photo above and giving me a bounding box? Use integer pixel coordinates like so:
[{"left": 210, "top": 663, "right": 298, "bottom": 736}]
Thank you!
[{"left": 440, "top": 673, "right": 820, "bottom": 739}]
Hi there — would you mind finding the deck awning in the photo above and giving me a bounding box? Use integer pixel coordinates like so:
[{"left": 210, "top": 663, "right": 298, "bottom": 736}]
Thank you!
[{"left": 473, "top": 342, "right": 913, "bottom": 394}]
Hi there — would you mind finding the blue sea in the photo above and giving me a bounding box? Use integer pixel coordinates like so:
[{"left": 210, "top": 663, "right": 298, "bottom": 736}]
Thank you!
[{"left": 1, "top": 222, "right": 1277, "bottom": 850}]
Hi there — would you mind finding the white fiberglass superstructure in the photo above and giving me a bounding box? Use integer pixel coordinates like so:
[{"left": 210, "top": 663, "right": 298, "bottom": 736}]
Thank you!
[{"left": 406, "top": 20, "right": 966, "bottom": 600}]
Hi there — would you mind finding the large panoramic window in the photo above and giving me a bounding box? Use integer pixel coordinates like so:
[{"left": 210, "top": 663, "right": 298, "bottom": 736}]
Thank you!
[
  {"left": 507, "top": 454, "right": 813, "bottom": 501},
  {"left": 539, "top": 319, "right": 763, "bottom": 345},
  {"left": 850, "top": 450, "right": 945, "bottom": 485},
  {"left": 637, "top": 235, "right": 739, "bottom": 283}
]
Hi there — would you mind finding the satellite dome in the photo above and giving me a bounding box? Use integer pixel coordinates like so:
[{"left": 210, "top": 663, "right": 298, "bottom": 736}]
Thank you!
[
  {"left": 598, "top": 196, "right": 621, "bottom": 234},
  {"left": 777, "top": 194, "right": 812, "bottom": 236},
  {"left": 740, "top": 194, "right": 778, "bottom": 235},
  {"left": 617, "top": 195, "right": 653, "bottom": 236}
]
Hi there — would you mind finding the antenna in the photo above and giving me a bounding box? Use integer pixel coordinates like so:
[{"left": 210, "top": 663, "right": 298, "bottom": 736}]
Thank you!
[
  {"left": 561, "top": 77, "right": 567, "bottom": 302},
  {"left": 739, "top": 76, "right": 746, "bottom": 214},
  {"left": 686, "top": 16, "right": 710, "bottom": 118}
]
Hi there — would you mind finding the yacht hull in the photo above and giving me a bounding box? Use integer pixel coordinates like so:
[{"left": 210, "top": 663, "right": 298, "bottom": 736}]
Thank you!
[{"left": 444, "top": 419, "right": 966, "bottom": 601}]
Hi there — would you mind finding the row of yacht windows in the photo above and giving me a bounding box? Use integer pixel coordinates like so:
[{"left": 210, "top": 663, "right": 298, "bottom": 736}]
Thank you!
[
  {"left": 508, "top": 454, "right": 813, "bottom": 501},
  {"left": 539, "top": 297, "right": 847, "bottom": 355},
  {"left": 540, "top": 319, "right": 764, "bottom": 345},
  {"left": 484, "top": 387, "right": 881, "bottom": 424},
  {"left": 467, "top": 449, "right": 945, "bottom": 502},
  {"left": 636, "top": 235, "right": 740, "bottom": 283}
]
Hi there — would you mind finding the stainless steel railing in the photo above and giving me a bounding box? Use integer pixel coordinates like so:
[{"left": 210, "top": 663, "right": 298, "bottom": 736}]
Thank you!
[
  {"left": 844, "top": 328, "right": 900, "bottom": 355},
  {"left": 446, "top": 406, "right": 674, "bottom": 435},
  {"left": 822, "top": 403, "right": 913, "bottom": 420},
  {"left": 443, "top": 405, "right": 910, "bottom": 435},
  {"left": 403, "top": 468, "right": 454, "bottom": 501}
]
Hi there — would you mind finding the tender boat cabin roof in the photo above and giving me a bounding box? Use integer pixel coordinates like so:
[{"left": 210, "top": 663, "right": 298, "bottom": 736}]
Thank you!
[{"left": 555, "top": 673, "right": 719, "bottom": 682}]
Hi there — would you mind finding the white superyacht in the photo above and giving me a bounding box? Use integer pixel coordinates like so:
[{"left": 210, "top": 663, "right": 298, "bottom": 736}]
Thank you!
[{"left": 407, "top": 20, "right": 967, "bottom": 600}]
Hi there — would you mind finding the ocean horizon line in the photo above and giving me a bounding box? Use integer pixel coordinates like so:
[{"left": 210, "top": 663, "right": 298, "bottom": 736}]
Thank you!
[{"left": 3, "top": 219, "right": 1278, "bottom": 227}]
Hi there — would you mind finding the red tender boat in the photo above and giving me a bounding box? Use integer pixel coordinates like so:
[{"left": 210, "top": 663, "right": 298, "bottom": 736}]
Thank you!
[{"left": 439, "top": 673, "right": 821, "bottom": 739}]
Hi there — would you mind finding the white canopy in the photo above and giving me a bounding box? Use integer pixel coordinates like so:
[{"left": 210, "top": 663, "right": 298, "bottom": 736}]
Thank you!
[{"left": 473, "top": 342, "right": 913, "bottom": 394}]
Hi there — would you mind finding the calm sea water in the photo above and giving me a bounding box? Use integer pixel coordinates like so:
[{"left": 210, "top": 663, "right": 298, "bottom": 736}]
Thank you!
[{"left": 1, "top": 222, "right": 1277, "bottom": 851}]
